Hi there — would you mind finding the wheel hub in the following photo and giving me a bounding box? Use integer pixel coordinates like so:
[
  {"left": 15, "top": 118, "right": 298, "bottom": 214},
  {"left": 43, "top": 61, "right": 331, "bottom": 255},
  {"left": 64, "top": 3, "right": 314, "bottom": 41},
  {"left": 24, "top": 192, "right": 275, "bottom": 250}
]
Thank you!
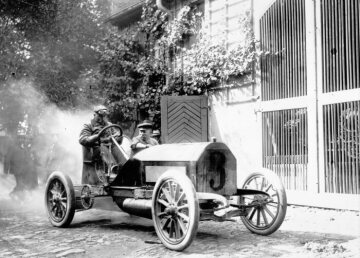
[
  {"left": 53, "top": 192, "right": 61, "bottom": 202},
  {"left": 253, "top": 195, "right": 272, "bottom": 206},
  {"left": 165, "top": 204, "right": 178, "bottom": 216}
]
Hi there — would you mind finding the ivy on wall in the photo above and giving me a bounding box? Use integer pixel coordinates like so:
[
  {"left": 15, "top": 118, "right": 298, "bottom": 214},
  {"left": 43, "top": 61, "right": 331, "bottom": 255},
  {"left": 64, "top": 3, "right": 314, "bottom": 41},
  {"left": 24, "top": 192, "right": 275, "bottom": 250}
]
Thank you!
[{"left": 98, "top": 0, "right": 258, "bottom": 129}]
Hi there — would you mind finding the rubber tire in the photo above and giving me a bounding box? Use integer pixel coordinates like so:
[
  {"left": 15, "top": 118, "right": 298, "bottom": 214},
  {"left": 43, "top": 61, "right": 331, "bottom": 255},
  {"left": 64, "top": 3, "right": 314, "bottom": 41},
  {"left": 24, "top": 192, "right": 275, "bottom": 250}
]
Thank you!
[
  {"left": 240, "top": 168, "right": 287, "bottom": 235},
  {"left": 45, "top": 171, "right": 76, "bottom": 228},
  {"left": 151, "top": 171, "right": 199, "bottom": 251}
]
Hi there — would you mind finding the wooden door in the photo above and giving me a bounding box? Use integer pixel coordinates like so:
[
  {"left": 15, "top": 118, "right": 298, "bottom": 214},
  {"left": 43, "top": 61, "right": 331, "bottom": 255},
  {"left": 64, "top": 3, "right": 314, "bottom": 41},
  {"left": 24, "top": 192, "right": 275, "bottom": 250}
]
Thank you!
[{"left": 161, "top": 96, "right": 208, "bottom": 143}]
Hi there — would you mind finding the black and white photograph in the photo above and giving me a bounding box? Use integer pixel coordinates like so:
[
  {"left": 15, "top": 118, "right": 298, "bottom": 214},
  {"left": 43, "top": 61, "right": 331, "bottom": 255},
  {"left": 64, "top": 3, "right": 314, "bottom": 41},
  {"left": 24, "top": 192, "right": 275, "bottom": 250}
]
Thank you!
[{"left": 0, "top": 0, "right": 359, "bottom": 257}]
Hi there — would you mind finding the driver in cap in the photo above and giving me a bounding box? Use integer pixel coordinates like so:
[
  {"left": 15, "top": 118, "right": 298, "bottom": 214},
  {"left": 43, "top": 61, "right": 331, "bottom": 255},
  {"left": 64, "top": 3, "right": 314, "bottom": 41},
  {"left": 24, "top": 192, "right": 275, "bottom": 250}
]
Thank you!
[
  {"left": 79, "top": 105, "right": 122, "bottom": 157},
  {"left": 79, "top": 105, "right": 114, "bottom": 146},
  {"left": 79, "top": 105, "right": 123, "bottom": 184}
]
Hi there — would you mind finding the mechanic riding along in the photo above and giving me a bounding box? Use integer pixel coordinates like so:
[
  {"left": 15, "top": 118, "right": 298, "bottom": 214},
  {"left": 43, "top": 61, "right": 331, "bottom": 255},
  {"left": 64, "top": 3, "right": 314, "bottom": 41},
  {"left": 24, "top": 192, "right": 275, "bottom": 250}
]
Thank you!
[{"left": 45, "top": 105, "right": 287, "bottom": 251}]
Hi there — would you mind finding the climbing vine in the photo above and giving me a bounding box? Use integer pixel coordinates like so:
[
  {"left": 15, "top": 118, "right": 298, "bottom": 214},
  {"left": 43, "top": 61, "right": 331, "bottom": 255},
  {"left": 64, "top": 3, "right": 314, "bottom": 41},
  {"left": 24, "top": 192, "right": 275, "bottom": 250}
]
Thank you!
[
  {"left": 170, "top": 10, "right": 258, "bottom": 95},
  {"left": 98, "top": 0, "right": 257, "bottom": 129}
]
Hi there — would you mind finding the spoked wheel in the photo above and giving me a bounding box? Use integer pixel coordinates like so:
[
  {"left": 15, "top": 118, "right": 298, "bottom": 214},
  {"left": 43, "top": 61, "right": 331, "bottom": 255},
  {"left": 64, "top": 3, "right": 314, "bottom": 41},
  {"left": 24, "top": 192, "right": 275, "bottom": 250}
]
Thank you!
[
  {"left": 45, "top": 171, "right": 75, "bottom": 227},
  {"left": 240, "top": 169, "right": 287, "bottom": 235},
  {"left": 152, "top": 171, "right": 199, "bottom": 251}
]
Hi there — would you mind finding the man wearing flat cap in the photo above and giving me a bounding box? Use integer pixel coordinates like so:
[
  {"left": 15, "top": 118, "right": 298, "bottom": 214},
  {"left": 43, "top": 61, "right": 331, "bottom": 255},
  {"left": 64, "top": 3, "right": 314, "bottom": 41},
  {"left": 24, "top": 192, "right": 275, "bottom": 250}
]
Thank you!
[
  {"left": 79, "top": 105, "right": 122, "bottom": 184},
  {"left": 79, "top": 105, "right": 114, "bottom": 147},
  {"left": 130, "top": 120, "right": 158, "bottom": 156}
]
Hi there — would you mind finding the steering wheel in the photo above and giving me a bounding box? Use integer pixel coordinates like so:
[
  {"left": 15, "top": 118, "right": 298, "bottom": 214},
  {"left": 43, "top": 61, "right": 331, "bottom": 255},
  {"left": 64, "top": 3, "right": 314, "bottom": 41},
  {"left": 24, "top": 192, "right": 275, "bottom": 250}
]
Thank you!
[{"left": 98, "top": 124, "right": 123, "bottom": 141}]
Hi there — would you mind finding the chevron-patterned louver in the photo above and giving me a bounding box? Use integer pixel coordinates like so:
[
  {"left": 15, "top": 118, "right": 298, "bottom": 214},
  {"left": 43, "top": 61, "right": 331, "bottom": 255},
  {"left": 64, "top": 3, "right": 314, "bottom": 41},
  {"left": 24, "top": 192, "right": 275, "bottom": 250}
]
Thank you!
[{"left": 161, "top": 96, "right": 208, "bottom": 143}]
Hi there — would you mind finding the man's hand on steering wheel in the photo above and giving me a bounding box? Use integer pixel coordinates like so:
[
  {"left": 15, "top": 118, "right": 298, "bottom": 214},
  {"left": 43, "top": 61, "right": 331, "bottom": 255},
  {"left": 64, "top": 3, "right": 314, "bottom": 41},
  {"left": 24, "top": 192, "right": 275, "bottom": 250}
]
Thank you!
[
  {"left": 98, "top": 124, "right": 123, "bottom": 145},
  {"left": 100, "top": 134, "right": 123, "bottom": 144}
]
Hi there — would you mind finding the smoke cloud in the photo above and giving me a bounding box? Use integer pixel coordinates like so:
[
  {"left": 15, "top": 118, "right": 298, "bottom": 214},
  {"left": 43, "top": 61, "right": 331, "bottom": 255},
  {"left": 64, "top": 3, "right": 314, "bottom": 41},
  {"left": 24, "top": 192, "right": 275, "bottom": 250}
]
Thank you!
[{"left": 0, "top": 79, "right": 93, "bottom": 210}]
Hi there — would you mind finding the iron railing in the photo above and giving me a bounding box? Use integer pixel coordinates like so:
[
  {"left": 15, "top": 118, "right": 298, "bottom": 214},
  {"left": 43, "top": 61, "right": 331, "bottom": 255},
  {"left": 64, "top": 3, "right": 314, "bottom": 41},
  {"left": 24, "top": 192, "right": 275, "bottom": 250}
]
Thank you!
[
  {"left": 262, "top": 108, "right": 308, "bottom": 190},
  {"left": 321, "top": 0, "right": 360, "bottom": 93},
  {"left": 323, "top": 101, "right": 360, "bottom": 194},
  {"left": 260, "top": 0, "right": 307, "bottom": 101}
]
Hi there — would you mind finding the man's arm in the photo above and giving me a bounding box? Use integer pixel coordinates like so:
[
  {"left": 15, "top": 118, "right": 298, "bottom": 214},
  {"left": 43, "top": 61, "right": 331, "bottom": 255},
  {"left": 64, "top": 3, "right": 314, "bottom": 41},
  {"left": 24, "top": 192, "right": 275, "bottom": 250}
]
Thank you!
[
  {"left": 79, "top": 124, "right": 100, "bottom": 147},
  {"left": 130, "top": 137, "right": 148, "bottom": 149}
]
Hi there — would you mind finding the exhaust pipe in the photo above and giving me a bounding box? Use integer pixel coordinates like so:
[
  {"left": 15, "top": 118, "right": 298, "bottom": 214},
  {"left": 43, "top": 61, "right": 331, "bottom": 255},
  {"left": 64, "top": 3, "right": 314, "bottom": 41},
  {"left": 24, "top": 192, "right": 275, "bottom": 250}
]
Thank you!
[
  {"left": 114, "top": 193, "right": 228, "bottom": 219},
  {"left": 115, "top": 198, "right": 152, "bottom": 219}
]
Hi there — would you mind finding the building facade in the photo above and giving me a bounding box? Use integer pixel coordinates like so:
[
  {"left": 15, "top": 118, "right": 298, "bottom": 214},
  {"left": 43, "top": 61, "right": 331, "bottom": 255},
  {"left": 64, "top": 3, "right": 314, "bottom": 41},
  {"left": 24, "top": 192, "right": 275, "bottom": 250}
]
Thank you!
[{"left": 109, "top": 0, "right": 360, "bottom": 210}]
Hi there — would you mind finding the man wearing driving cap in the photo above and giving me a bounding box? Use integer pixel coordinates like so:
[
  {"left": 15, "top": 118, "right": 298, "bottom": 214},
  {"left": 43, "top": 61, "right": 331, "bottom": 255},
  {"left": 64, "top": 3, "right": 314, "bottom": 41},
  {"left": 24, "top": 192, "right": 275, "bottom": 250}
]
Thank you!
[
  {"left": 79, "top": 105, "right": 122, "bottom": 184},
  {"left": 130, "top": 120, "right": 158, "bottom": 156},
  {"left": 79, "top": 105, "right": 113, "bottom": 147}
]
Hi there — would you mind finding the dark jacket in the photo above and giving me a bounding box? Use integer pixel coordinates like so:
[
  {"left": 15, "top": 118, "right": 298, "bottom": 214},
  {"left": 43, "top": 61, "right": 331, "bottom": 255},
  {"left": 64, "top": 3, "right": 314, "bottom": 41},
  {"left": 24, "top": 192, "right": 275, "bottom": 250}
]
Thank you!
[{"left": 79, "top": 119, "right": 109, "bottom": 147}]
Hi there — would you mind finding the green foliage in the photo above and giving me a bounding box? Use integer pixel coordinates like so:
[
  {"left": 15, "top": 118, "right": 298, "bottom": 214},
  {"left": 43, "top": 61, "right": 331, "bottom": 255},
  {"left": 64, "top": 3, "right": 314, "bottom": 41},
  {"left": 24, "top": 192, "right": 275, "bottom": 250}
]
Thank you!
[
  {"left": 170, "top": 9, "right": 257, "bottom": 95},
  {"left": 97, "top": 0, "right": 257, "bottom": 128},
  {"left": 0, "top": 0, "right": 111, "bottom": 133},
  {"left": 97, "top": 0, "right": 168, "bottom": 129},
  {"left": 173, "top": 29, "right": 256, "bottom": 95},
  {"left": 97, "top": 0, "right": 202, "bottom": 128},
  {"left": 99, "top": 30, "right": 143, "bottom": 123},
  {"left": 0, "top": 0, "right": 110, "bottom": 103},
  {"left": 0, "top": 0, "right": 58, "bottom": 40},
  {"left": 159, "top": 5, "right": 201, "bottom": 48},
  {"left": 98, "top": 30, "right": 167, "bottom": 127},
  {"left": 138, "top": 0, "right": 168, "bottom": 40},
  {"left": 29, "top": 0, "right": 110, "bottom": 107}
]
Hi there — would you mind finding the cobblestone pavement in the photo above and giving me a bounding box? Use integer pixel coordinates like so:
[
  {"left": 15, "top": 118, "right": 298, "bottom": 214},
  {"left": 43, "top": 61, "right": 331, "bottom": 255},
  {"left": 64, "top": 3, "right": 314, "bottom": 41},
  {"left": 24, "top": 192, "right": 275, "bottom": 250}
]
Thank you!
[{"left": 0, "top": 191, "right": 359, "bottom": 258}]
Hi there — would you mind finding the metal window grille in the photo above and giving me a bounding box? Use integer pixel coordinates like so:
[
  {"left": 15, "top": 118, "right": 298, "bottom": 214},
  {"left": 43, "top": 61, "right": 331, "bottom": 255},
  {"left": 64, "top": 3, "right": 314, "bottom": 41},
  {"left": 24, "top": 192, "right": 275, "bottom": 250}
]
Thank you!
[
  {"left": 323, "top": 101, "right": 360, "bottom": 194},
  {"left": 260, "top": 0, "right": 307, "bottom": 101},
  {"left": 262, "top": 108, "right": 308, "bottom": 190},
  {"left": 321, "top": 0, "right": 360, "bottom": 93}
]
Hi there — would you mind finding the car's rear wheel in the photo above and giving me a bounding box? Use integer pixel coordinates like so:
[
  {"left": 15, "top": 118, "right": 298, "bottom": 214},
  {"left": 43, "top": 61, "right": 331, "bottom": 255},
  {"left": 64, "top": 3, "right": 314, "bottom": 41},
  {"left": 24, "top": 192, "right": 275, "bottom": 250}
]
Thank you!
[
  {"left": 152, "top": 171, "right": 199, "bottom": 251},
  {"left": 45, "top": 171, "right": 75, "bottom": 227},
  {"left": 240, "top": 168, "right": 287, "bottom": 235}
]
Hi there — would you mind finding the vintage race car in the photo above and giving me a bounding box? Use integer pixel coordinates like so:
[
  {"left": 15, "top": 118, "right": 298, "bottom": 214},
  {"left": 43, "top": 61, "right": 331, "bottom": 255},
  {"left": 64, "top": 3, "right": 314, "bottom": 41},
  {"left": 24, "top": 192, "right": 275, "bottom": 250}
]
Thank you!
[{"left": 45, "top": 124, "right": 287, "bottom": 251}]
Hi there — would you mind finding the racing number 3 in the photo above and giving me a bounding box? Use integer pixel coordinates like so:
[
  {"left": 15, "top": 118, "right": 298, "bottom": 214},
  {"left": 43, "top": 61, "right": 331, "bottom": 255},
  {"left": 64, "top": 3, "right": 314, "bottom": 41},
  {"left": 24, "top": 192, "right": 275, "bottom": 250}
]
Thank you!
[{"left": 209, "top": 152, "right": 226, "bottom": 191}]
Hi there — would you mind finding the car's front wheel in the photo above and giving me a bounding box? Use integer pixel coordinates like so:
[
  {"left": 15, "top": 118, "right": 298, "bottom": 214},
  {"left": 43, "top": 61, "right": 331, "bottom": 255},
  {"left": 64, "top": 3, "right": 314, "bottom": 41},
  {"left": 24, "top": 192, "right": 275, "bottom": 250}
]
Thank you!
[
  {"left": 45, "top": 171, "right": 75, "bottom": 227},
  {"left": 152, "top": 171, "right": 199, "bottom": 251}
]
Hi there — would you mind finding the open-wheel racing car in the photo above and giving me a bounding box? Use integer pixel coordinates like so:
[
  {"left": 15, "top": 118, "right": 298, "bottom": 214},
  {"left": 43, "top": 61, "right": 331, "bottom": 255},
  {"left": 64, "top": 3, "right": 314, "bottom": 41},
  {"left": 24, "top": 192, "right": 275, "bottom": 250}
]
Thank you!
[{"left": 45, "top": 124, "right": 287, "bottom": 251}]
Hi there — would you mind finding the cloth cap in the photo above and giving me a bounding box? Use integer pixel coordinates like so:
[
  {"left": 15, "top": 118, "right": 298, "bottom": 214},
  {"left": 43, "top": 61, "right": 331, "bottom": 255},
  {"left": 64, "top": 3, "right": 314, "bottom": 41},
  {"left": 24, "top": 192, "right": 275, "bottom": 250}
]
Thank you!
[
  {"left": 137, "top": 120, "right": 153, "bottom": 129},
  {"left": 152, "top": 130, "right": 160, "bottom": 136}
]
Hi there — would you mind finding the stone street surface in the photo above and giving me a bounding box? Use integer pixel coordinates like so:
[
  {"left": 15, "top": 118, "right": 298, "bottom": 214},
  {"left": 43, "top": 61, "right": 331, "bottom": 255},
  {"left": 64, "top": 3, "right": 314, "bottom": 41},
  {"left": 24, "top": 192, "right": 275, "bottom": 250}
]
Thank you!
[{"left": 0, "top": 190, "right": 359, "bottom": 258}]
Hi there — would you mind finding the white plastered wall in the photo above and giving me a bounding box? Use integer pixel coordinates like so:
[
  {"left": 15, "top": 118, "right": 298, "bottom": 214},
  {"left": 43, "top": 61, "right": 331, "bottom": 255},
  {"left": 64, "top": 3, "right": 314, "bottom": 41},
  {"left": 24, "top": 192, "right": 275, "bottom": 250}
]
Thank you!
[{"left": 206, "top": 0, "right": 275, "bottom": 187}]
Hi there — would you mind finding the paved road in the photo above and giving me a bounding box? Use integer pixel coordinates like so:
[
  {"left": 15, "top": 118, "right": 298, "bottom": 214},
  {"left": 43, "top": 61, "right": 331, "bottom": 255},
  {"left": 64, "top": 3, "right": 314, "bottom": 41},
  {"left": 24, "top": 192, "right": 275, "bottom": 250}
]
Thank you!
[{"left": 0, "top": 191, "right": 359, "bottom": 258}]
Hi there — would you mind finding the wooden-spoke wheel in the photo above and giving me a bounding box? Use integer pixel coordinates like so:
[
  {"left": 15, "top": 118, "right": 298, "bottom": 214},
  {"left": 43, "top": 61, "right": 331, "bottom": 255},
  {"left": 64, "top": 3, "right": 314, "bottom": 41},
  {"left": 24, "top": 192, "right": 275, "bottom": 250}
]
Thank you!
[
  {"left": 152, "top": 171, "right": 199, "bottom": 251},
  {"left": 45, "top": 171, "right": 75, "bottom": 227},
  {"left": 240, "top": 169, "right": 287, "bottom": 235}
]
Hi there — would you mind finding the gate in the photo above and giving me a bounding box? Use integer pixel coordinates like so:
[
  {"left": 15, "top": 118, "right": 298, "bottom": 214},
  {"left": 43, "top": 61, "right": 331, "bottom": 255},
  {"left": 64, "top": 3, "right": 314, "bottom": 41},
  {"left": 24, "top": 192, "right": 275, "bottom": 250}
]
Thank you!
[
  {"left": 318, "top": 0, "right": 360, "bottom": 195},
  {"left": 259, "top": 0, "right": 360, "bottom": 207},
  {"left": 161, "top": 96, "right": 208, "bottom": 143},
  {"left": 260, "top": 0, "right": 312, "bottom": 191}
]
